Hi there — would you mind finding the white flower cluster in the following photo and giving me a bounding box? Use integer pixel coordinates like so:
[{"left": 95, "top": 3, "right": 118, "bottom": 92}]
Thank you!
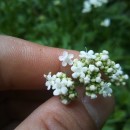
[
  {"left": 44, "top": 49, "right": 129, "bottom": 104},
  {"left": 82, "top": 0, "right": 108, "bottom": 13},
  {"left": 101, "top": 18, "right": 111, "bottom": 27},
  {"left": 44, "top": 72, "right": 77, "bottom": 104}
]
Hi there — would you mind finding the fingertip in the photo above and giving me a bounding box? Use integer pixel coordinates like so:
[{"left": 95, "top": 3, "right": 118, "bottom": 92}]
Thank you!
[
  {"left": 15, "top": 97, "right": 97, "bottom": 130},
  {"left": 82, "top": 95, "right": 115, "bottom": 128}
]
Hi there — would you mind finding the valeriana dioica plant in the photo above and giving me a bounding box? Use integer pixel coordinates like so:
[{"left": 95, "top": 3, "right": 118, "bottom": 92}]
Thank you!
[{"left": 44, "top": 49, "right": 129, "bottom": 104}]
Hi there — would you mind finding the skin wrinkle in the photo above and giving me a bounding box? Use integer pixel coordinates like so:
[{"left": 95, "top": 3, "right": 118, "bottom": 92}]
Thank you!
[
  {"left": 57, "top": 106, "right": 81, "bottom": 130},
  {"left": 71, "top": 101, "right": 97, "bottom": 130},
  {"left": 44, "top": 106, "right": 70, "bottom": 130},
  {"left": 41, "top": 100, "right": 74, "bottom": 130},
  {"left": 44, "top": 98, "right": 97, "bottom": 130},
  {"left": 31, "top": 107, "right": 67, "bottom": 130},
  {"left": 39, "top": 118, "right": 50, "bottom": 130},
  {"left": 61, "top": 102, "right": 84, "bottom": 130},
  {"left": 64, "top": 109, "right": 84, "bottom": 130},
  {"left": 51, "top": 116, "right": 67, "bottom": 130}
]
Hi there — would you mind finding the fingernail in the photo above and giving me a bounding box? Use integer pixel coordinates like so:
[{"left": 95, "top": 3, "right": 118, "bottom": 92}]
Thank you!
[{"left": 81, "top": 95, "right": 114, "bottom": 128}]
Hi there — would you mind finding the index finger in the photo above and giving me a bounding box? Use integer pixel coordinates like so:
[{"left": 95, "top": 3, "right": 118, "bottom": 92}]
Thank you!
[{"left": 0, "top": 36, "right": 78, "bottom": 90}]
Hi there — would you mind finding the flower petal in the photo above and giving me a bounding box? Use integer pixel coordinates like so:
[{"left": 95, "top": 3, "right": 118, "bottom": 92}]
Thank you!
[
  {"left": 59, "top": 56, "right": 64, "bottom": 61},
  {"left": 61, "top": 87, "right": 68, "bottom": 95},
  {"left": 72, "top": 73, "right": 78, "bottom": 78},
  {"left": 68, "top": 54, "right": 74, "bottom": 58},
  {"left": 71, "top": 66, "right": 77, "bottom": 71},
  {"left": 53, "top": 89, "right": 61, "bottom": 96},
  {"left": 82, "top": 67, "right": 88, "bottom": 72}
]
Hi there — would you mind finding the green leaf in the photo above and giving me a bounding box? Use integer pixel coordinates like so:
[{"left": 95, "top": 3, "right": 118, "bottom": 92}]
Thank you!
[{"left": 123, "top": 120, "right": 130, "bottom": 130}]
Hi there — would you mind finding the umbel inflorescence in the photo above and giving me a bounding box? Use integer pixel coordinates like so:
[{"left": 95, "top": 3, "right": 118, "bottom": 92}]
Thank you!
[{"left": 44, "top": 49, "right": 129, "bottom": 104}]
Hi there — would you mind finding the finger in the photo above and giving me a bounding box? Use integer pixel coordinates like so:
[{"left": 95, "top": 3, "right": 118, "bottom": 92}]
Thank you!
[
  {"left": 0, "top": 36, "right": 78, "bottom": 90},
  {"left": 82, "top": 95, "right": 114, "bottom": 128},
  {"left": 15, "top": 97, "right": 97, "bottom": 130},
  {"left": 1, "top": 91, "right": 114, "bottom": 129}
]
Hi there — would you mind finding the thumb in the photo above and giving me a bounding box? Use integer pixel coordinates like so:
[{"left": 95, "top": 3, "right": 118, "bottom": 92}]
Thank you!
[{"left": 15, "top": 96, "right": 114, "bottom": 130}]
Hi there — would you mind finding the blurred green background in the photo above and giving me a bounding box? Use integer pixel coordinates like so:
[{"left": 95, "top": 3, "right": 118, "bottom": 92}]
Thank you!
[{"left": 0, "top": 0, "right": 130, "bottom": 129}]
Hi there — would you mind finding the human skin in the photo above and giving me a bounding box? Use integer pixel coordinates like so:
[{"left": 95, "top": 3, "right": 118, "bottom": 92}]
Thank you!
[{"left": 0, "top": 36, "right": 114, "bottom": 130}]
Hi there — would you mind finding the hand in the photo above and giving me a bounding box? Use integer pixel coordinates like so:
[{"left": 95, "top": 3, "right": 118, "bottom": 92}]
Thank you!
[{"left": 0, "top": 36, "right": 114, "bottom": 130}]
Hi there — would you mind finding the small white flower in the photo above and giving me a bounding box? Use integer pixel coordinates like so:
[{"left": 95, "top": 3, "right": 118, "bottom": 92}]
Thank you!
[
  {"left": 115, "top": 70, "right": 123, "bottom": 76},
  {"left": 67, "top": 80, "right": 74, "bottom": 87},
  {"left": 95, "top": 67, "right": 99, "bottom": 72},
  {"left": 56, "top": 72, "right": 63, "bottom": 77},
  {"left": 82, "top": 0, "right": 108, "bottom": 13},
  {"left": 69, "top": 94, "right": 75, "bottom": 99},
  {"left": 91, "top": 78, "right": 96, "bottom": 82},
  {"left": 115, "top": 82, "right": 120, "bottom": 86},
  {"left": 102, "top": 0, "right": 108, "bottom": 4},
  {"left": 79, "top": 50, "right": 96, "bottom": 60},
  {"left": 59, "top": 51, "right": 74, "bottom": 67},
  {"left": 84, "top": 76, "right": 90, "bottom": 84},
  {"left": 89, "top": 0, "right": 102, "bottom": 7},
  {"left": 79, "top": 51, "right": 86, "bottom": 58},
  {"left": 61, "top": 99, "right": 69, "bottom": 105},
  {"left": 90, "top": 93, "right": 97, "bottom": 99},
  {"left": 53, "top": 78, "right": 68, "bottom": 95},
  {"left": 101, "top": 54, "right": 109, "bottom": 61},
  {"left": 96, "top": 61, "right": 102, "bottom": 67},
  {"left": 102, "top": 50, "right": 109, "bottom": 55},
  {"left": 44, "top": 72, "right": 56, "bottom": 90},
  {"left": 61, "top": 78, "right": 68, "bottom": 85},
  {"left": 101, "top": 18, "right": 111, "bottom": 27},
  {"left": 62, "top": 78, "right": 74, "bottom": 87},
  {"left": 122, "top": 82, "right": 126, "bottom": 86},
  {"left": 90, "top": 85, "right": 96, "bottom": 91},
  {"left": 96, "top": 76, "right": 102, "bottom": 83},
  {"left": 100, "top": 83, "right": 112, "bottom": 97},
  {"left": 88, "top": 50, "right": 94, "bottom": 55},
  {"left": 115, "top": 64, "right": 120, "bottom": 69},
  {"left": 123, "top": 74, "right": 129, "bottom": 80},
  {"left": 111, "top": 74, "right": 117, "bottom": 80},
  {"left": 82, "top": 1, "right": 92, "bottom": 13},
  {"left": 71, "top": 61, "right": 87, "bottom": 78},
  {"left": 107, "top": 68, "right": 113, "bottom": 73},
  {"left": 45, "top": 72, "right": 74, "bottom": 98},
  {"left": 89, "top": 64, "right": 96, "bottom": 72},
  {"left": 89, "top": 0, "right": 108, "bottom": 7},
  {"left": 53, "top": 0, "right": 61, "bottom": 5},
  {"left": 107, "top": 59, "right": 112, "bottom": 66}
]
